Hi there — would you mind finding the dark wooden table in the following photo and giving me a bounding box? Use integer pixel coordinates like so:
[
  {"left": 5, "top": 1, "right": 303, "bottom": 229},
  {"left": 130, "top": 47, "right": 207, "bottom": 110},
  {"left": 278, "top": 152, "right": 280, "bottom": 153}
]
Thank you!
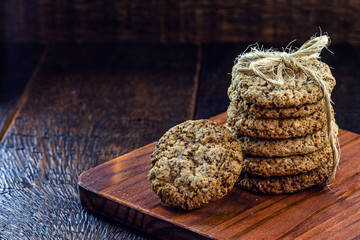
[{"left": 1, "top": 42, "right": 360, "bottom": 239}]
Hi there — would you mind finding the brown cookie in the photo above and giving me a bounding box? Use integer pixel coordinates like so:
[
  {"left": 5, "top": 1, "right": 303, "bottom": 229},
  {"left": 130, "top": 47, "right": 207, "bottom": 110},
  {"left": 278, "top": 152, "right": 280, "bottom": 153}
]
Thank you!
[
  {"left": 230, "top": 97, "right": 324, "bottom": 119},
  {"left": 228, "top": 123, "right": 338, "bottom": 157},
  {"left": 148, "top": 119, "right": 243, "bottom": 210},
  {"left": 237, "top": 159, "right": 333, "bottom": 194},
  {"left": 242, "top": 145, "right": 333, "bottom": 177},
  {"left": 227, "top": 102, "right": 329, "bottom": 139},
  {"left": 229, "top": 58, "right": 336, "bottom": 108}
]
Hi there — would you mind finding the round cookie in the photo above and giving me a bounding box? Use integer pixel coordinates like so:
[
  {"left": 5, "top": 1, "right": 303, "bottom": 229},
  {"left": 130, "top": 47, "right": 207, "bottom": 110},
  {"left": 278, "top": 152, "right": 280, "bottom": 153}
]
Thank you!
[
  {"left": 148, "top": 119, "right": 243, "bottom": 210},
  {"left": 229, "top": 58, "right": 336, "bottom": 108},
  {"left": 228, "top": 123, "right": 338, "bottom": 157},
  {"left": 237, "top": 159, "right": 333, "bottom": 194},
  {"left": 231, "top": 97, "right": 324, "bottom": 119},
  {"left": 227, "top": 102, "right": 329, "bottom": 139},
  {"left": 242, "top": 145, "right": 333, "bottom": 177}
]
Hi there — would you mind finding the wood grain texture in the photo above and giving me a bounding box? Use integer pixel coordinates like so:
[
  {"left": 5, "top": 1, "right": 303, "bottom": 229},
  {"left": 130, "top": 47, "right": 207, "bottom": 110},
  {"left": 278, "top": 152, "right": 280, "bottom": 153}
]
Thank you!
[
  {"left": 0, "top": 43, "right": 45, "bottom": 136},
  {"left": 79, "top": 112, "right": 360, "bottom": 239},
  {"left": 0, "top": 43, "right": 198, "bottom": 239},
  {"left": 195, "top": 43, "right": 246, "bottom": 119},
  {"left": 323, "top": 44, "right": 360, "bottom": 134},
  {"left": 2, "top": 0, "right": 360, "bottom": 45}
]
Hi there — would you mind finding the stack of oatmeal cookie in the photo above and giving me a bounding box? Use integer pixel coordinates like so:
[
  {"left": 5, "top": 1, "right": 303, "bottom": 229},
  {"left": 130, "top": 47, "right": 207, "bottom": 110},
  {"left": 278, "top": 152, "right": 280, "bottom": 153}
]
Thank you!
[{"left": 226, "top": 46, "right": 338, "bottom": 194}]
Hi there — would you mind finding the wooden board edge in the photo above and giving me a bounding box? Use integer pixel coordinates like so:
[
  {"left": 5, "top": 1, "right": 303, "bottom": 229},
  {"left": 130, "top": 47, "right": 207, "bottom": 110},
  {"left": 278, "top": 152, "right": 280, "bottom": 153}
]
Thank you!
[
  {"left": 78, "top": 142, "right": 155, "bottom": 187},
  {"left": 78, "top": 184, "right": 213, "bottom": 240}
]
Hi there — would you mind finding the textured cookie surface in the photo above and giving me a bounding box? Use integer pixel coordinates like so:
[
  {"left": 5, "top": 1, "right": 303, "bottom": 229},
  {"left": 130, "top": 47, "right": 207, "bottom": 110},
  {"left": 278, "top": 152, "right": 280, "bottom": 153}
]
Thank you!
[
  {"left": 231, "top": 97, "right": 324, "bottom": 119},
  {"left": 237, "top": 159, "right": 333, "bottom": 194},
  {"left": 229, "top": 123, "right": 338, "bottom": 157},
  {"left": 229, "top": 58, "right": 336, "bottom": 108},
  {"left": 148, "top": 119, "right": 243, "bottom": 210},
  {"left": 227, "top": 102, "right": 328, "bottom": 139},
  {"left": 242, "top": 145, "right": 333, "bottom": 177}
]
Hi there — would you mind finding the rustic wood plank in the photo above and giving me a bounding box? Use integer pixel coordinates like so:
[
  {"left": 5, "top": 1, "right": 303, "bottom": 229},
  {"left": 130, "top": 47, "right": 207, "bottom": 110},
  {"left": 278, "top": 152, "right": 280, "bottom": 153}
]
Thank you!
[
  {"left": 323, "top": 44, "right": 360, "bottom": 134},
  {"left": 195, "top": 43, "right": 246, "bottom": 119},
  {"left": 0, "top": 43, "right": 198, "bottom": 239},
  {"left": 0, "top": 43, "right": 45, "bottom": 138},
  {"left": 196, "top": 43, "right": 360, "bottom": 134},
  {"left": 79, "top": 112, "right": 360, "bottom": 239},
  {"left": 2, "top": 40, "right": 360, "bottom": 239},
  {"left": 3, "top": 1, "right": 360, "bottom": 45}
]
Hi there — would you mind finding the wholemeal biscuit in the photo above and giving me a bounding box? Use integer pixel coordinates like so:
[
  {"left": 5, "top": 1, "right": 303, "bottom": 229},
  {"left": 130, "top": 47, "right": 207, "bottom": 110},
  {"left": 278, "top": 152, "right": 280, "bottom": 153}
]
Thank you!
[
  {"left": 242, "top": 145, "right": 333, "bottom": 177},
  {"left": 229, "top": 59, "right": 336, "bottom": 108},
  {"left": 227, "top": 102, "right": 329, "bottom": 139},
  {"left": 237, "top": 159, "right": 333, "bottom": 194},
  {"left": 231, "top": 97, "right": 324, "bottom": 119},
  {"left": 228, "top": 123, "right": 338, "bottom": 157},
  {"left": 148, "top": 119, "right": 243, "bottom": 210}
]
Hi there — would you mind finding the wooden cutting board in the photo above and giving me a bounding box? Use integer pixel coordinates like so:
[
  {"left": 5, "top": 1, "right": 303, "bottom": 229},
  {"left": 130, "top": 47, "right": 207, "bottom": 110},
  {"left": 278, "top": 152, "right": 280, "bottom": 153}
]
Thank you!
[{"left": 78, "top": 112, "right": 360, "bottom": 240}]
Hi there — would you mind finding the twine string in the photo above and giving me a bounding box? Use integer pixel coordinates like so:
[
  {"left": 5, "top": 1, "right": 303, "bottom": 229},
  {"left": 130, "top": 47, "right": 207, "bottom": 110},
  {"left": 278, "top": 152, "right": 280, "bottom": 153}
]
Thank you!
[{"left": 238, "top": 35, "right": 339, "bottom": 183}]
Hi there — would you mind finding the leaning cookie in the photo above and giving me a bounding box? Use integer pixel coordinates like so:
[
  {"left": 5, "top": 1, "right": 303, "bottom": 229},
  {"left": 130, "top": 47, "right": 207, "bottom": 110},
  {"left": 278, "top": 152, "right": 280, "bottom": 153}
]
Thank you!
[
  {"left": 237, "top": 159, "right": 333, "bottom": 194},
  {"left": 227, "top": 102, "right": 329, "bottom": 139},
  {"left": 148, "top": 119, "right": 243, "bottom": 210},
  {"left": 229, "top": 123, "right": 338, "bottom": 157}
]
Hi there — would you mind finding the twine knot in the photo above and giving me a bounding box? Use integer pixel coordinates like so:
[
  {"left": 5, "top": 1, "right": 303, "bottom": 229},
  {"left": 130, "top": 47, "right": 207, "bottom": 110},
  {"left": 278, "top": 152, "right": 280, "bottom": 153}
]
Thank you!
[
  {"left": 280, "top": 53, "right": 297, "bottom": 70},
  {"left": 236, "top": 35, "right": 339, "bottom": 183}
]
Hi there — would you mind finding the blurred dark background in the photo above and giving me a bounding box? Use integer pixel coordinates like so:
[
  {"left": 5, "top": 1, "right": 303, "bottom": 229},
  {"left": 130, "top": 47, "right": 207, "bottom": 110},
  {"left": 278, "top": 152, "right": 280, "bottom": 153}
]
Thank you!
[{"left": 1, "top": 1, "right": 360, "bottom": 45}]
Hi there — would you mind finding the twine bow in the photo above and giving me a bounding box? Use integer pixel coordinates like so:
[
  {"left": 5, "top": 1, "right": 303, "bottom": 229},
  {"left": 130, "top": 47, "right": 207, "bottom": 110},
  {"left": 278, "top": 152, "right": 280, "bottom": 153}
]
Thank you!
[{"left": 237, "top": 36, "right": 339, "bottom": 183}]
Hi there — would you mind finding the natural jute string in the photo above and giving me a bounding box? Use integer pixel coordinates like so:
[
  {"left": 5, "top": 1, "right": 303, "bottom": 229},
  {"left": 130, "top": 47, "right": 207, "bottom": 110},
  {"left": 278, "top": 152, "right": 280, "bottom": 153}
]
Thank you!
[{"left": 236, "top": 35, "right": 339, "bottom": 183}]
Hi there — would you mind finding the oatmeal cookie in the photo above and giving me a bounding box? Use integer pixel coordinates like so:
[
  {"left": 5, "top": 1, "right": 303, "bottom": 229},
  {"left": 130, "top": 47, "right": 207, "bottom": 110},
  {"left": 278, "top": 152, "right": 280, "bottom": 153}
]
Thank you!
[
  {"left": 228, "top": 123, "right": 338, "bottom": 157},
  {"left": 237, "top": 159, "right": 333, "bottom": 194},
  {"left": 242, "top": 145, "right": 333, "bottom": 177},
  {"left": 229, "top": 58, "right": 336, "bottom": 108},
  {"left": 227, "top": 102, "right": 330, "bottom": 139},
  {"left": 148, "top": 119, "right": 243, "bottom": 210},
  {"left": 231, "top": 97, "right": 324, "bottom": 119}
]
